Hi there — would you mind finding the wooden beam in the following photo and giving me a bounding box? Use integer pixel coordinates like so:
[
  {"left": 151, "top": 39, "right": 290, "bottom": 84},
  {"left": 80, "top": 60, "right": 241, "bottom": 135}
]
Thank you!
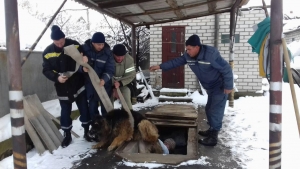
[
  {"left": 158, "top": 97, "right": 192, "bottom": 102},
  {"left": 75, "top": 0, "right": 134, "bottom": 26},
  {"left": 135, "top": 8, "right": 231, "bottom": 26},
  {"left": 121, "top": 0, "right": 223, "bottom": 17},
  {"left": 147, "top": 117, "right": 196, "bottom": 124},
  {"left": 240, "top": 5, "right": 271, "bottom": 11},
  {"left": 96, "top": 0, "right": 153, "bottom": 8},
  {"left": 152, "top": 121, "right": 197, "bottom": 127},
  {"left": 166, "top": 0, "right": 185, "bottom": 18}
]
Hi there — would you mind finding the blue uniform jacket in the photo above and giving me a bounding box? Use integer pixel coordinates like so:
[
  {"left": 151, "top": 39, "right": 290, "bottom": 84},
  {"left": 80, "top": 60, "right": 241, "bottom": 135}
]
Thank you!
[
  {"left": 160, "top": 45, "right": 233, "bottom": 94},
  {"left": 81, "top": 39, "right": 115, "bottom": 100}
]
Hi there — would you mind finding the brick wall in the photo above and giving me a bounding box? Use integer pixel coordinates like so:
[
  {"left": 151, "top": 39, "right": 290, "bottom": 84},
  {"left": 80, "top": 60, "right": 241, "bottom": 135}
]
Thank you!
[
  {"left": 150, "top": 10, "right": 267, "bottom": 92},
  {"left": 284, "top": 29, "right": 300, "bottom": 44}
]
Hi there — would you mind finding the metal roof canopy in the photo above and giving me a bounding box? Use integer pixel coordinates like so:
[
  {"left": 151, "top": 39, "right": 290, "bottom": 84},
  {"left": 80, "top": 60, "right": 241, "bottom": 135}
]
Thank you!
[{"left": 75, "top": 0, "right": 250, "bottom": 27}]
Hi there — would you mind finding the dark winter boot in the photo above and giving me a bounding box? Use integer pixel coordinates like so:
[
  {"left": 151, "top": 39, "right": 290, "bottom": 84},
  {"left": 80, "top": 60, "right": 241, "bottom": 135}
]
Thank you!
[
  {"left": 83, "top": 126, "right": 93, "bottom": 142},
  {"left": 198, "top": 128, "right": 212, "bottom": 137},
  {"left": 198, "top": 130, "right": 218, "bottom": 146},
  {"left": 61, "top": 131, "right": 72, "bottom": 148}
]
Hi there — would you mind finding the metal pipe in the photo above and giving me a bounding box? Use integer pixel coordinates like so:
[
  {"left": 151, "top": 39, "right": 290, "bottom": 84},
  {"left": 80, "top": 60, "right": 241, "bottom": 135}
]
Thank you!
[
  {"left": 240, "top": 5, "right": 271, "bottom": 11},
  {"left": 262, "top": 0, "right": 269, "bottom": 17},
  {"left": 228, "top": 6, "right": 238, "bottom": 108},
  {"left": 214, "top": 14, "right": 219, "bottom": 49},
  {"left": 21, "top": 0, "right": 68, "bottom": 67},
  {"left": 4, "top": 0, "right": 27, "bottom": 168},
  {"left": 132, "top": 25, "right": 137, "bottom": 68},
  {"left": 269, "top": 0, "right": 283, "bottom": 168}
]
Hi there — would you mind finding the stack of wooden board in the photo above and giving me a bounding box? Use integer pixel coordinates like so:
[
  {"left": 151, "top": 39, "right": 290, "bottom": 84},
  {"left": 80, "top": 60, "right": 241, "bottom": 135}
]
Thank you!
[
  {"left": 23, "top": 94, "right": 79, "bottom": 154},
  {"left": 158, "top": 88, "right": 192, "bottom": 102},
  {"left": 145, "top": 104, "right": 198, "bottom": 127}
]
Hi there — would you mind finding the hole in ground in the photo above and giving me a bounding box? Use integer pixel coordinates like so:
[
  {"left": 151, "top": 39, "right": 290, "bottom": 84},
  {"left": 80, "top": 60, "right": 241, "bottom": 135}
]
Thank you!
[{"left": 157, "top": 126, "right": 188, "bottom": 155}]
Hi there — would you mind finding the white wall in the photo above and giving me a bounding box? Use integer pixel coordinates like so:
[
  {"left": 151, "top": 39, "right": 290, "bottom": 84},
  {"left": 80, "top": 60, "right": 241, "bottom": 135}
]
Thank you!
[{"left": 149, "top": 10, "right": 266, "bottom": 92}]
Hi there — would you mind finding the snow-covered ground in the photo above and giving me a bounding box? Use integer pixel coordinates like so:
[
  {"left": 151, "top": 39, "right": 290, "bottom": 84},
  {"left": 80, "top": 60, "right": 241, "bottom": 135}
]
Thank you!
[
  {"left": 288, "top": 40, "right": 300, "bottom": 69},
  {"left": 0, "top": 82, "right": 300, "bottom": 168}
]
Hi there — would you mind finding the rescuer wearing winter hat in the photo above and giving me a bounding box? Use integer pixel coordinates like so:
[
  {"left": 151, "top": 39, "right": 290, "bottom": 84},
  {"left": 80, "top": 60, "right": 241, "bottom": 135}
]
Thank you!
[
  {"left": 81, "top": 32, "right": 115, "bottom": 119},
  {"left": 42, "top": 25, "right": 92, "bottom": 148},
  {"left": 149, "top": 34, "right": 233, "bottom": 147},
  {"left": 111, "top": 44, "right": 136, "bottom": 110}
]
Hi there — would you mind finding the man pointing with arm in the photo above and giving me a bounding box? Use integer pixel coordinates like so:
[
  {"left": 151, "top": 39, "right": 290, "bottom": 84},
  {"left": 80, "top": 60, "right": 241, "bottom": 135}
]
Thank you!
[{"left": 150, "top": 34, "right": 233, "bottom": 146}]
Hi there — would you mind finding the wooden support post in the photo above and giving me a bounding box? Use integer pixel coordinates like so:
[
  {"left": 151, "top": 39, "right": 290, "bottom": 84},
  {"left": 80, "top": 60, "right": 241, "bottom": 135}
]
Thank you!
[
  {"left": 4, "top": 0, "right": 27, "bottom": 168},
  {"left": 269, "top": 0, "right": 283, "bottom": 168}
]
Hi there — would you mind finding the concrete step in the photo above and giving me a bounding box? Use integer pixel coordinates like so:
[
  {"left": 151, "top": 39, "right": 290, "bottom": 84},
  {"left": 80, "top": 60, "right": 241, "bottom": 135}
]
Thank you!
[{"left": 158, "top": 96, "right": 192, "bottom": 102}]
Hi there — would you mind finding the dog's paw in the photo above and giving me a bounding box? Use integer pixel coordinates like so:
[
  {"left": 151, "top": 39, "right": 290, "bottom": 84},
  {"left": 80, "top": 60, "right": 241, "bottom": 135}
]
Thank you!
[
  {"left": 126, "top": 137, "right": 132, "bottom": 141},
  {"left": 107, "top": 145, "right": 115, "bottom": 151}
]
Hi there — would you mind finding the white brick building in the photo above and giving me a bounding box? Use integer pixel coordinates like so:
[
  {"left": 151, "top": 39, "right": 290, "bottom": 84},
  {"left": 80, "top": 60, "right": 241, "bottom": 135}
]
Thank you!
[
  {"left": 284, "top": 29, "right": 300, "bottom": 44},
  {"left": 283, "top": 19, "right": 300, "bottom": 44},
  {"left": 149, "top": 9, "right": 266, "bottom": 93}
]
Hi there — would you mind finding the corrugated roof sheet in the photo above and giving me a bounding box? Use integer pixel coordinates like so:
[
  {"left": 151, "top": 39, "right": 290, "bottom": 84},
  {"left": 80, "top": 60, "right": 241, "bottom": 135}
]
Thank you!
[{"left": 75, "top": 0, "right": 250, "bottom": 26}]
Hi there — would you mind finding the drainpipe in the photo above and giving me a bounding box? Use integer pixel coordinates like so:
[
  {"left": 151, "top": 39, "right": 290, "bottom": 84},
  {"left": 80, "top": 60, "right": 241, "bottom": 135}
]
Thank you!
[
  {"left": 229, "top": 7, "right": 237, "bottom": 108},
  {"left": 214, "top": 14, "right": 219, "bottom": 49},
  {"left": 132, "top": 25, "right": 137, "bottom": 69},
  {"left": 5, "top": 0, "right": 27, "bottom": 168},
  {"left": 269, "top": 0, "right": 283, "bottom": 168}
]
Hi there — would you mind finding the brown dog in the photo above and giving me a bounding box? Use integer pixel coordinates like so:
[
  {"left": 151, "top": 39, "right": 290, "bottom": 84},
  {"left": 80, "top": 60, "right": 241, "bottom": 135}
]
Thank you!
[{"left": 89, "top": 109, "right": 160, "bottom": 151}]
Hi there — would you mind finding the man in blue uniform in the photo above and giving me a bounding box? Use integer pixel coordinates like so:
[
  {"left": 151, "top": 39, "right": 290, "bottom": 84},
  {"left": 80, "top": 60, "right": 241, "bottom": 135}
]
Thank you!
[
  {"left": 81, "top": 32, "right": 115, "bottom": 118},
  {"left": 150, "top": 34, "right": 233, "bottom": 146},
  {"left": 42, "top": 25, "right": 92, "bottom": 148}
]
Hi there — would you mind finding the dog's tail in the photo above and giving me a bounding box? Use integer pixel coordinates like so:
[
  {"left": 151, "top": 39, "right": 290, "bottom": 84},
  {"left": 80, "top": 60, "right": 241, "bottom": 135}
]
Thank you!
[{"left": 138, "top": 119, "right": 159, "bottom": 143}]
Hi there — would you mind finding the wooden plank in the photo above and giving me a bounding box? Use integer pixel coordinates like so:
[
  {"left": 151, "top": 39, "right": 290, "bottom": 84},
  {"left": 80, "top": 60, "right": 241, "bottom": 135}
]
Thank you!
[
  {"left": 29, "top": 94, "right": 79, "bottom": 138},
  {"left": 47, "top": 110, "right": 80, "bottom": 138},
  {"left": 152, "top": 121, "right": 197, "bottom": 127},
  {"left": 187, "top": 128, "right": 198, "bottom": 156},
  {"left": 116, "top": 153, "right": 197, "bottom": 165},
  {"left": 145, "top": 104, "right": 198, "bottom": 120},
  {"left": 159, "top": 92, "right": 187, "bottom": 97},
  {"left": 154, "top": 104, "right": 196, "bottom": 112},
  {"left": 24, "top": 100, "right": 57, "bottom": 153},
  {"left": 145, "top": 112, "right": 197, "bottom": 120},
  {"left": 147, "top": 117, "right": 195, "bottom": 124},
  {"left": 28, "top": 95, "right": 63, "bottom": 142},
  {"left": 24, "top": 113, "right": 46, "bottom": 155},
  {"left": 158, "top": 97, "right": 192, "bottom": 102},
  {"left": 24, "top": 96, "right": 61, "bottom": 148}
]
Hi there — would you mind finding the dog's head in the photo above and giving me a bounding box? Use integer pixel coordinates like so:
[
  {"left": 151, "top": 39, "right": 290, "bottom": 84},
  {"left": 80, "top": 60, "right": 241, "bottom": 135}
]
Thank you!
[{"left": 89, "top": 115, "right": 111, "bottom": 139}]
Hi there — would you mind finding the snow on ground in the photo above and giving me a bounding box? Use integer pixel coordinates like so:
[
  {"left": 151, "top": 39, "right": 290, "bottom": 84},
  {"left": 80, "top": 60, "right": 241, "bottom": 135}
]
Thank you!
[
  {"left": 1, "top": 83, "right": 300, "bottom": 169},
  {"left": 159, "top": 88, "right": 190, "bottom": 93}
]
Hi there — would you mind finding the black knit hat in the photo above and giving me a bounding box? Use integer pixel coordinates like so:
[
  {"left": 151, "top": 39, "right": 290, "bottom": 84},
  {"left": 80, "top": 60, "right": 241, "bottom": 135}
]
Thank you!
[
  {"left": 185, "top": 34, "right": 201, "bottom": 46},
  {"left": 51, "top": 25, "right": 65, "bottom": 40},
  {"left": 113, "top": 44, "right": 127, "bottom": 56},
  {"left": 91, "top": 32, "right": 105, "bottom": 43}
]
